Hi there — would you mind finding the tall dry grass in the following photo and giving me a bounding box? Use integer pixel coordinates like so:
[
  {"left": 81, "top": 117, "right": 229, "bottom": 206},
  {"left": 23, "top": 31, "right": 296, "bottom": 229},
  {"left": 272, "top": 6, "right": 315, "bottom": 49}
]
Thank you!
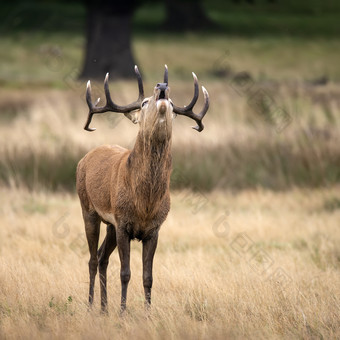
[
  {"left": 0, "top": 80, "right": 339, "bottom": 191},
  {"left": 1, "top": 57, "right": 339, "bottom": 339},
  {"left": 0, "top": 186, "right": 339, "bottom": 339}
]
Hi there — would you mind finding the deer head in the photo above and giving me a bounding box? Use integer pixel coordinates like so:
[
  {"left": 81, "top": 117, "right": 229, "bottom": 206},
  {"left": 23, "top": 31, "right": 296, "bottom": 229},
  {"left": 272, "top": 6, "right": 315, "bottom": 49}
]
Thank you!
[{"left": 84, "top": 65, "right": 210, "bottom": 136}]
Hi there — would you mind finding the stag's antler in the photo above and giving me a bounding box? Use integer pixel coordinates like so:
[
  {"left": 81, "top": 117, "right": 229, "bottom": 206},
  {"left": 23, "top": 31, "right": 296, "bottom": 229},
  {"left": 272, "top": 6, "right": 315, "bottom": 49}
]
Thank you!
[
  {"left": 84, "top": 66, "right": 145, "bottom": 131},
  {"left": 164, "top": 64, "right": 168, "bottom": 84},
  {"left": 172, "top": 73, "right": 209, "bottom": 132}
]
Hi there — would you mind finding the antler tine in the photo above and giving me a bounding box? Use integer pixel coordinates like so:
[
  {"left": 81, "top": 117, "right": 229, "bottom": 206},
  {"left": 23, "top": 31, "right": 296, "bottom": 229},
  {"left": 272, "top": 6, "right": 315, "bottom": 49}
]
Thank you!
[
  {"left": 84, "top": 67, "right": 145, "bottom": 132},
  {"left": 84, "top": 77, "right": 112, "bottom": 131},
  {"left": 172, "top": 73, "right": 209, "bottom": 132},
  {"left": 104, "top": 72, "right": 114, "bottom": 108},
  {"left": 134, "top": 65, "right": 144, "bottom": 101},
  {"left": 164, "top": 64, "right": 168, "bottom": 84},
  {"left": 194, "top": 86, "right": 210, "bottom": 131},
  {"left": 172, "top": 73, "right": 199, "bottom": 114},
  {"left": 84, "top": 80, "right": 97, "bottom": 131},
  {"left": 187, "top": 72, "right": 199, "bottom": 110},
  {"left": 86, "top": 80, "right": 94, "bottom": 110},
  {"left": 182, "top": 86, "right": 209, "bottom": 132}
]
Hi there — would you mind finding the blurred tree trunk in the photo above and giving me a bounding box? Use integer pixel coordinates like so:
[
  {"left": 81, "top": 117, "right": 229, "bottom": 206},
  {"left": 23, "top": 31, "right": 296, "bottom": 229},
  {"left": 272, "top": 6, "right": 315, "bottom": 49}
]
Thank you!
[
  {"left": 79, "top": 1, "right": 137, "bottom": 80},
  {"left": 163, "top": 0, "right": 216, "bottom": 31}
]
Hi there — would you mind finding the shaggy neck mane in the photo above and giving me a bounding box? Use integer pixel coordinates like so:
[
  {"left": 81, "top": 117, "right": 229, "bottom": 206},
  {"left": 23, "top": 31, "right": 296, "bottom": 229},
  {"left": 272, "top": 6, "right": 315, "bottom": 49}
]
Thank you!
[{"left": 127, "top": 130, "right": 172, "bottom": 219}]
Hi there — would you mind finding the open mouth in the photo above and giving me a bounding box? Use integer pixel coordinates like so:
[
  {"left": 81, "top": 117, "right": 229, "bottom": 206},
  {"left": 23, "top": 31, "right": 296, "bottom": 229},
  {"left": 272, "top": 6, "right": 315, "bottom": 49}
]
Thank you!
[
  {"left": 160, "top": 90, "right": 166, "bottom": 99},
  {"left": 156, "top": 89, "right": 169, "bottom": 101},
  {"left": 156, "top": 82, "right": 169, "bottom": 101}
]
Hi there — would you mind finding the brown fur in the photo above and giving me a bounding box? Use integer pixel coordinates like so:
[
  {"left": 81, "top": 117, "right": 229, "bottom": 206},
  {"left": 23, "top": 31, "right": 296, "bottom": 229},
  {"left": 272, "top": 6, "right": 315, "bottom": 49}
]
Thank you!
[{"left": 76, "top": 86, "right": 173, "bottom": 312}]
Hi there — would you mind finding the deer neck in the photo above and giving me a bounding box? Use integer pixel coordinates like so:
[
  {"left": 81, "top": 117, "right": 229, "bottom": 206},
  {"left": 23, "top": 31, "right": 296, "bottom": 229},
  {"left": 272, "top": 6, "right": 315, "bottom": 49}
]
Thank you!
[{"left": 127, "top": 131, "right": 172, "bottom": 214}]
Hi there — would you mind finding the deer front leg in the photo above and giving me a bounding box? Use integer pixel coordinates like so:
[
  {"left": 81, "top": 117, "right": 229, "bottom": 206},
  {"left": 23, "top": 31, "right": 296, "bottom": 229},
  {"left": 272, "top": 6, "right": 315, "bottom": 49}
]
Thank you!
[
  {"left": 83, "top": 210, "right": 101, "bottom": 307},
  {"left": 116, "top": 227, "right": 131, "bottom": 313},
  {"left": 142, "top": 232, "right": 159, "bottom": 308},
  {"left": 98, "top": 224, "right": 117, "bottom": 313}
]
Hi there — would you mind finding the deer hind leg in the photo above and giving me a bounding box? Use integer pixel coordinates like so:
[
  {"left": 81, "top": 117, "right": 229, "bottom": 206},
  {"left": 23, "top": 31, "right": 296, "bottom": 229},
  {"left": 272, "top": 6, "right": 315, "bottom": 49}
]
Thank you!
[
  {"left": 83, "top": 209, "right": 101, "bottom": 307},
  {"left": 142, "top": 232, "right": 159, "bottom": 308},
  {"left": 98, "top": 224, "right": 117, "bottom": 313},
  {"left": 116, "top": 226, "right": 131, "bottom": 313}
]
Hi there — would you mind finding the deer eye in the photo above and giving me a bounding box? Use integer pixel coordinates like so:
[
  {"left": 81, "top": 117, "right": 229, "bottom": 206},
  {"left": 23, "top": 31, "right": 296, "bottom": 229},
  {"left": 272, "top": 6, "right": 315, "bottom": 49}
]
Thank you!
[{"left": 142, "top": 100, "right": 149, "bottom": 108}]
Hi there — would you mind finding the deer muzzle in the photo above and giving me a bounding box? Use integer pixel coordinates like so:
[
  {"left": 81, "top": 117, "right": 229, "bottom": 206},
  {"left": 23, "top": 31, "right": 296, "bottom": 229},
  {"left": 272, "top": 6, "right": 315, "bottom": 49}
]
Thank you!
[
  {"left": 156, "top": 99, "right": 171, "bottom": 116},
  {"left": 155, "top": 83, "right": 171, "bottom": 116}
]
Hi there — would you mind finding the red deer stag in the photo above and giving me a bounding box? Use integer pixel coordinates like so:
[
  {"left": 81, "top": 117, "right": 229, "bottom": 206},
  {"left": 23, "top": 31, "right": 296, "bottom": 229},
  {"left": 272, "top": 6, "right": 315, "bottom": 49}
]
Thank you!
[{"left": 76, "top": 65, "right": 209, "bottom": 313}]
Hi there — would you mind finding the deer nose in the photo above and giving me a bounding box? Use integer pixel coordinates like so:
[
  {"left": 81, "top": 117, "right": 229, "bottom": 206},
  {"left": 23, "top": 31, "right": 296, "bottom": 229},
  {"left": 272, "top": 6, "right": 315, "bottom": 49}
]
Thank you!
[
  {"left": 156, "top": 83, "right": 169, "bottom": 100},
  {"left": 156, "top": 83, "right": 168, "bottom": 90}
]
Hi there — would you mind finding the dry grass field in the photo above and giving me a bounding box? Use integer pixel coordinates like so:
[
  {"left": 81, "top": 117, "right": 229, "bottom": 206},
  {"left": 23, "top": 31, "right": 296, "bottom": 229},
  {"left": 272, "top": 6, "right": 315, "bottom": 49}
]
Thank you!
[
  {"left": 0, "top": 82, "right": 339, "bottom": 339},
  {"left": 1, "top": 16, "right": 340, "bottom": 338},
  {"left": 0, "top": 186, "right": 339, "bottom": 339}
]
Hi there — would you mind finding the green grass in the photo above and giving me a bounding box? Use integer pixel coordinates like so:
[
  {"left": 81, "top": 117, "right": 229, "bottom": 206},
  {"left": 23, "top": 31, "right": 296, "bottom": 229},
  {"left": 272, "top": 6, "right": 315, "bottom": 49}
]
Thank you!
[
  {"left": 1, "top": 138, "right": 339, "bottom": 192},
  {"left": 0, "top": 144, "right": 83, "bottom": 191},
  {"left": 1, "top": 1, "right": 340, "bottom": 89},
  {"left": 209, "top": 10, "right": 340, "bottom": 37},
  {"left": 1, "top": 33, "right": 340, "bottom": 89}
]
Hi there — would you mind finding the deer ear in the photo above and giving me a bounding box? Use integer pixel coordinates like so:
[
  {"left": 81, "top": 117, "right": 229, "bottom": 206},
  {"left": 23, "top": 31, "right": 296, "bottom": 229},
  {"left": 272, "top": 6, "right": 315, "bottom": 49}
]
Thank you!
[{"left": 124, "top": 110, "right": 141, "bottom": 124}]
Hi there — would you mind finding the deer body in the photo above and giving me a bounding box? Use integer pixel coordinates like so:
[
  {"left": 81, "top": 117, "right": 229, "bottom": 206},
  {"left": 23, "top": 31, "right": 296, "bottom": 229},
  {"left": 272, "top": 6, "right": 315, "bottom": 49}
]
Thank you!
[
  {"left": 77, "top": 139, "right": 172, "bottom": 240},
  {"left": 76, "top": 66, "right": 209, "bottom": 312}
]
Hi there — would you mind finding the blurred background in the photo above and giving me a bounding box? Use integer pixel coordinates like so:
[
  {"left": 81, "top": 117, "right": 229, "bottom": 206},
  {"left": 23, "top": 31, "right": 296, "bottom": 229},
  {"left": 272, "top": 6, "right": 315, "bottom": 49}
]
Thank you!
[
  {"left": 1, "top": 2, "right": 340, "bottom": 338},
  {"left": 0, "top": 0, "right": 339, "bottom": 193}
]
